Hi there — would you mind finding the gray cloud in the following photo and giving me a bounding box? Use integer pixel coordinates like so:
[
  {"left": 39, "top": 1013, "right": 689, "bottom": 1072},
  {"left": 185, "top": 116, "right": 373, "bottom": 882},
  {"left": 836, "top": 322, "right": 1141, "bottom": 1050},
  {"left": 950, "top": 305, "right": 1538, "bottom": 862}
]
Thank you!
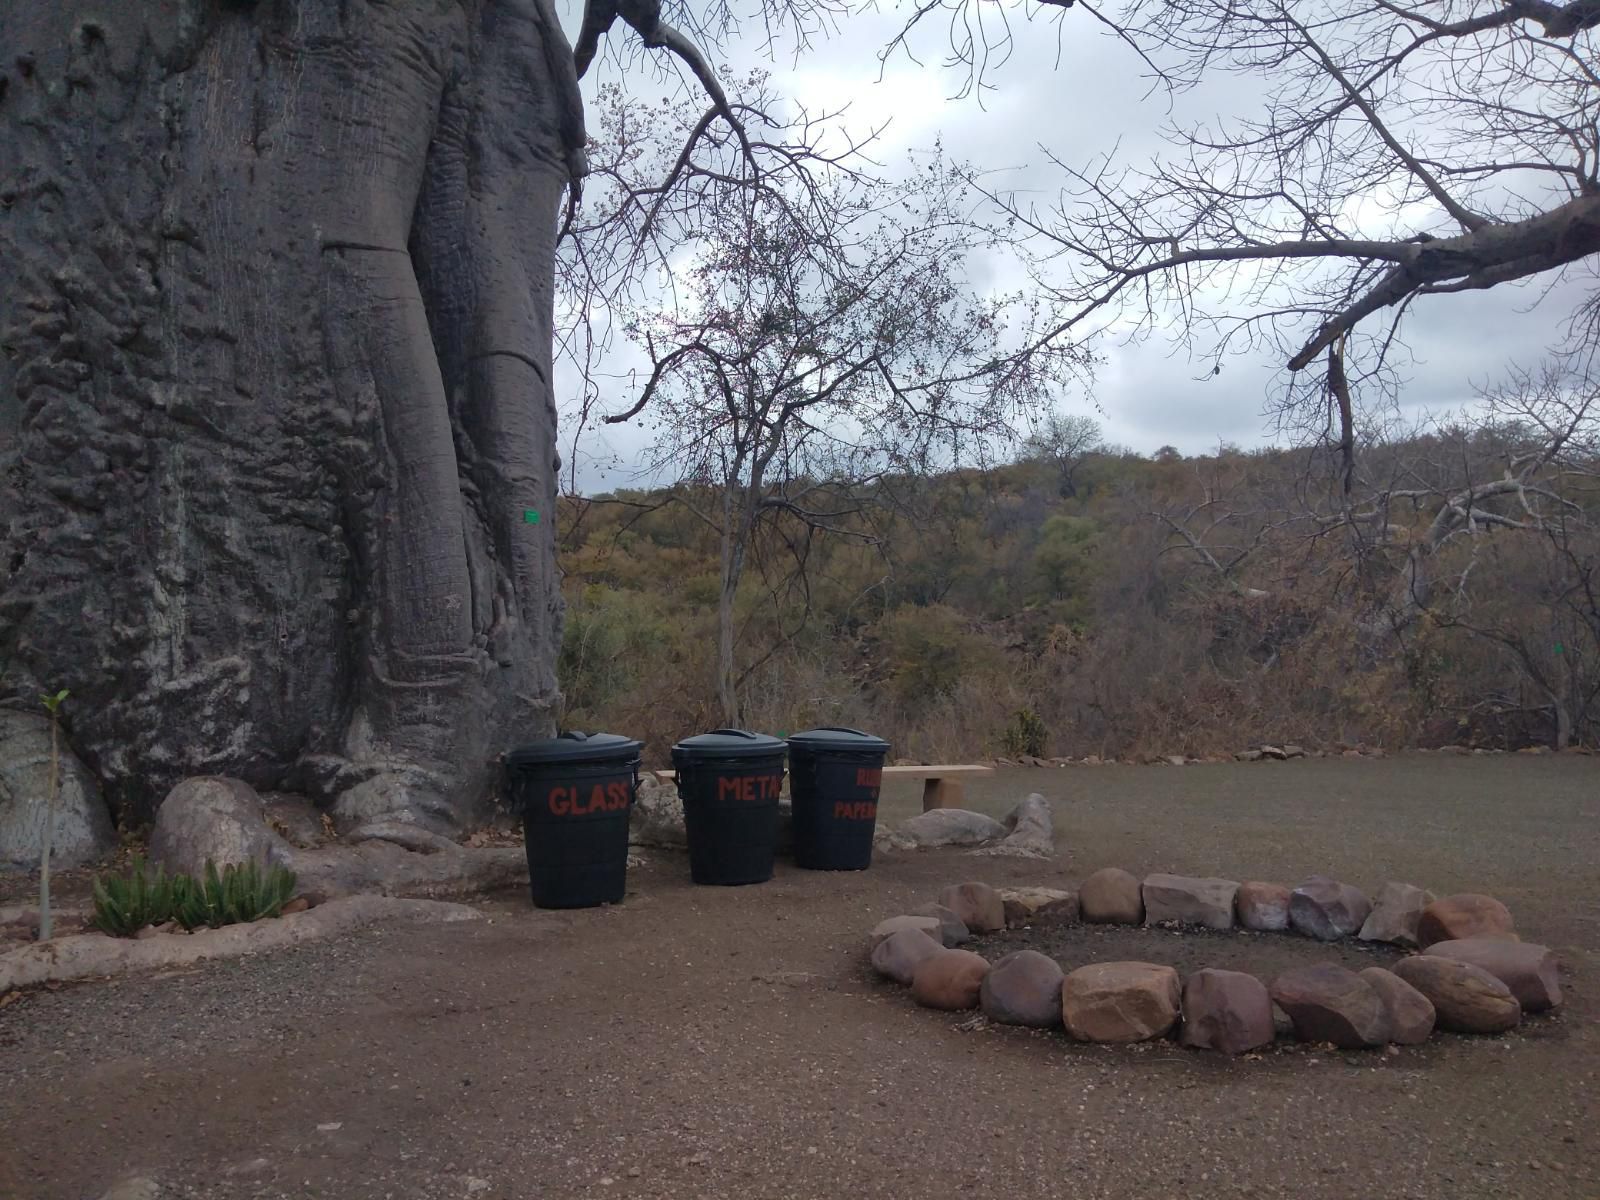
[{"left": 555, "top": 3, "right": 1591, "bottom": 490}]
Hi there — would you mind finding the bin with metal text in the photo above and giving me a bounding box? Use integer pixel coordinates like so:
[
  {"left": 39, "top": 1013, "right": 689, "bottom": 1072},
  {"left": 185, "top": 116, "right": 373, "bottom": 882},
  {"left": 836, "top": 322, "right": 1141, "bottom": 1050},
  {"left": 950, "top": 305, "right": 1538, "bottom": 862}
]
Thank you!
[
  {"left": 670, "top": 728, "right": 787, "bottom": 885},
  {"left": 505, "top": 731, "right": 642, "bottom": 908}
]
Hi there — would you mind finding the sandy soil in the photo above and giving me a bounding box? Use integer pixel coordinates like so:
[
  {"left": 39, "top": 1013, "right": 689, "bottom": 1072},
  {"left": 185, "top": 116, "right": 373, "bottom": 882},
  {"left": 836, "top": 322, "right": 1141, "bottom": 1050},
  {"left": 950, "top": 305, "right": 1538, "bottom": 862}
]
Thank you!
[{"left": 1, "top": 754, "right": 1596, "bottom": 1200}]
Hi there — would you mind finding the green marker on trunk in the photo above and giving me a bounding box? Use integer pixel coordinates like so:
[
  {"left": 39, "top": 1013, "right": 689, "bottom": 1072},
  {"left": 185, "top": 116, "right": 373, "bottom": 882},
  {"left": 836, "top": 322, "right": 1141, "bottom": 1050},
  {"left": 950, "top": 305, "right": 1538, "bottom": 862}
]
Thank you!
[{"left": 523, "top": 510, "right": 540, "bottom": 524}]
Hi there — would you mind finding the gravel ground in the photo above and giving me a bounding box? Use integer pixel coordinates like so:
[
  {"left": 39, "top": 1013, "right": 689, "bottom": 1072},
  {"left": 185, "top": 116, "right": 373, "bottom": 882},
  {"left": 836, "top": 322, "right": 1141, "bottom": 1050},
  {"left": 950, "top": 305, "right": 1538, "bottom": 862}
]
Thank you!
[{"left": 1, "top": 754, "right": 1596, "bottom": 1200}]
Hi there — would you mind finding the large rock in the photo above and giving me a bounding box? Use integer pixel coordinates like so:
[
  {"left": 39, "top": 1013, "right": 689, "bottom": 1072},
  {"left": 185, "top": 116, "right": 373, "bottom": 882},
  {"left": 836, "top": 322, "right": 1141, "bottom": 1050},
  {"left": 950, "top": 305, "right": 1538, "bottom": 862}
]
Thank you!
[
  {"left": 1142, "top": 874, "right": 1239, "bottom": 931},
  {"left": 936, "top": 882, "right": 1006, "bottom": 934},
  {"left": 1079, "top": 867, "right": 1144, "bottom": 924},
  {"left": 1416, "top": 894, "right": 1516, "bottom": 948},
  {"left": 910, "top": 949, "right": 990, "bottom": 1010},
  {"left": 1270, "top": 963, "right": 1389, "bottom": 1048},
  {"left": 980, "top": 950, "right": 1065, "bottom": 1027},
  {"left": 1358, "top": 967, "right": 1436, "bottom": 1044},
  {"left": 286, "top": 841, "right": 528, "bottom": 903},
  {"left": 999, "top": 887, "right": 1078, "bottom": 928},
  {"left": 869, "top": 915, "right": 944, "bottom": 949},
  {"left": 1358, "top": 881, "right": 1434, "bottom": 948},
  {"left": 1391, "top": 956, "right": 1521, "bottom": 1034},
  {"left": 1181, "top": 968, "right": 1274, "bottom": 1054},
  {"left": 1061, "top": 961, "right": 1181, "bottom": 1043},
  {"left": 1288, "top": 876, "right": 1371, "bottom": 941},
  {"left": 1236, "top": 881, "right": 1291, "bottom": 931},
  {"left": 628, "top": 776, "right": 687, "bottom": 849},
  {"left": 260, "top": 792, "right": 331, "bottom": 849},
  {"left": 870, "top": 927, "right": 946, "bottom": 985},
  {"left": 0, "top": 710, "right": 116, "bottom": 869},
  {"left": 911, "top": 902, "right": 972, "bottom": 948},
  {"left": 884, "top": 809, "right": 1006, "bottom": 850},
  {"left": 149, "top": 777, "right": 293, "bottom": 877},
  {"left": 1423, "top": 938, "right": 1561, "bottom": 1012},
  {"left": 973, "top": 793, "right": 1054, "bottom": 858}
]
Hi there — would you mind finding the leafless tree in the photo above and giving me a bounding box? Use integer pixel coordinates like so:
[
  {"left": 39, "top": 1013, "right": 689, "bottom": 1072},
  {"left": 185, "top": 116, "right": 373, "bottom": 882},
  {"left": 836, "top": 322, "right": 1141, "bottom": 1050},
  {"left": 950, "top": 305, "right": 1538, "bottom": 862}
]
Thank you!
[
  {"left": 1021, "top": 412, "right": 1105, "bottom": 497},
  {"left": 597, "top": 155, "right": 1080, "bottom": 722},
  {"left": 987, "top": 0, "right": 1600, "bottom": 430},
  {"left": 1151, "top": 363, "right": 1600, "bottom": 744}
]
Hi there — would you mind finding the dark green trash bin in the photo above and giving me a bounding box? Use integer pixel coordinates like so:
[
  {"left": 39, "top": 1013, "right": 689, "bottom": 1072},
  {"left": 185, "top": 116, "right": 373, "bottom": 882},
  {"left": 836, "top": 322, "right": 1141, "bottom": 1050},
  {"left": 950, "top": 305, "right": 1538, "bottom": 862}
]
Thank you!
[
  {"left": 786, "top": 726, "right": 890, "bottom": 870},
  {"left": 506, "top": 731, "right": 642, "bottom": 908},
  {"left": 671, "top": 728, "right": 787, "bottom": 885}
]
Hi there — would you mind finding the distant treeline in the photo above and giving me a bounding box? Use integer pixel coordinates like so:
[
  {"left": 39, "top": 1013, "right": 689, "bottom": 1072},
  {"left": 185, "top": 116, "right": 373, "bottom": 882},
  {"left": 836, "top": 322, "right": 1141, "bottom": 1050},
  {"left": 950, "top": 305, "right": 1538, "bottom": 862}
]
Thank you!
[{"left": 557, "top": 428, "right": 1600, "bottom": 763}]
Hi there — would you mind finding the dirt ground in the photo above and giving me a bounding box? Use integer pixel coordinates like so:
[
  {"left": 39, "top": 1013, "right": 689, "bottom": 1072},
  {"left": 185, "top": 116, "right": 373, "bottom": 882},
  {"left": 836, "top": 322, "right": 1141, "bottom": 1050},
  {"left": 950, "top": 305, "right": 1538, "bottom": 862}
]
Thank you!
[{"left": 2, "top": 754, "right": 1596, "bottom": 1200}]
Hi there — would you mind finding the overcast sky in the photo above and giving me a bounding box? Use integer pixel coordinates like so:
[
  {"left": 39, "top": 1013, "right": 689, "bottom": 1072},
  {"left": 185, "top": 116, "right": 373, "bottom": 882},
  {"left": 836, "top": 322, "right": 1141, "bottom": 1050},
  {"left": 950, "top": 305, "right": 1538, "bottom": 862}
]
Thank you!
[{"left": 555, "top": 1, "right": 1588, "bottom": 492}]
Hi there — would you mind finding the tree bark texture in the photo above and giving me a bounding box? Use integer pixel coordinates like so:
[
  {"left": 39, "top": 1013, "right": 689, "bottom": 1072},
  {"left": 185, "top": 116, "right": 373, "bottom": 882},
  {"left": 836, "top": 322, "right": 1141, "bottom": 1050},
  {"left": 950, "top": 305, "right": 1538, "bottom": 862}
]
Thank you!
[{"left": 0, "top": 2, "right": 583, "bottom": 832}]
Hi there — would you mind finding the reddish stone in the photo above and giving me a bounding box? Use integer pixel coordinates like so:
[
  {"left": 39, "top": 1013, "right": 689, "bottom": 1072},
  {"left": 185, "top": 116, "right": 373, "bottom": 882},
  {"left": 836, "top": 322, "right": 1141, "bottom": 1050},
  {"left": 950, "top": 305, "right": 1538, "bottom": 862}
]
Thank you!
[
  {"left": 1236, "top": 882, "right": 1291, "bottom": 932},
  {"left": 1078, "top": 868, "right": 1143, "bottom": 924},
  {"left": 870, "top": 927, "right": 946, "bottom": 986},
  {"left": 869, "top": 915, "right": 942, "bottom": 949},
  {"left": 980, "top": 950, "right": 1064, "bottom": 1027},
  {"left": 1270, "top": 963, "right": 1388, "bottom": 1048},
  {"left": 999, "top": 887, "right": 1078, "bottom": 928},
  {"left": 1416, "top": 894, "right": 1516, "bottom": 948},
  {"left": 935, "top": 882, "right": 1005, "bottom": 934},
  {"left": 1423, "top": 938, "right": 1561, "bottom": 1012},
  {"left": 1142, "top": 874, "right": 1239, "bottom": 931},
  {"left": 1357, "top": 882, "right": 1433, "bottom": 948},
  {"left": 1288, "top": 877, "right": 1372, "bottom": 941},
  {"left": 1061, "top": 961, "right": 1180, "bottom": 1042},
  {"left": 1391, "top": 956, "right": 1521, "bottom": 1034},
  {"left": 1358, "top": 968, "right": 1435, "bottom": 1044},
  {"left": 910, "top": 902, "right": 971, "bottom": 947},
  {"left": 1180, "top": 968, "right": 1274, "bottom": 1054},
  {"left": 910, "top": 949, "right": 990, "bottom": 1010}
]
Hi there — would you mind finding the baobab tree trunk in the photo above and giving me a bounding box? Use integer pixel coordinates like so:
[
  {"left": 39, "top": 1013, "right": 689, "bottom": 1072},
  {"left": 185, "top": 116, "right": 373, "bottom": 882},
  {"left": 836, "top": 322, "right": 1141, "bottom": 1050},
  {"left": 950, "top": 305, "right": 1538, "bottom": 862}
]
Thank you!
[{"left": 0, "top": 2, "right": 583, "bottom": 834}]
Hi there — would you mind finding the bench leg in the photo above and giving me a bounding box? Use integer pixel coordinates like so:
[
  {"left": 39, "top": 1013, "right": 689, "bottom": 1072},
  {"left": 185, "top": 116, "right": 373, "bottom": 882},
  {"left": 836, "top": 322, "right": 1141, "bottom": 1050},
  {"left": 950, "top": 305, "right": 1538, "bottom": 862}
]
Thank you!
[{"left": 922, "top": 778, "right": 965, "bottom": 812}]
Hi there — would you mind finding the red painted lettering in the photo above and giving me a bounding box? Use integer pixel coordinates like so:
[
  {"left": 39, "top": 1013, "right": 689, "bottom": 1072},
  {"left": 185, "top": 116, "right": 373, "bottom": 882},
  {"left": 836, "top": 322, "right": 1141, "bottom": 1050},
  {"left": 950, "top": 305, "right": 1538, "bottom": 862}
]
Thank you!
[
  {"left": 549, "top": 787, "right": 572, "bottom": 817},
  {"left": 832, "top": 800, "right": 878, "bottom": 820}
]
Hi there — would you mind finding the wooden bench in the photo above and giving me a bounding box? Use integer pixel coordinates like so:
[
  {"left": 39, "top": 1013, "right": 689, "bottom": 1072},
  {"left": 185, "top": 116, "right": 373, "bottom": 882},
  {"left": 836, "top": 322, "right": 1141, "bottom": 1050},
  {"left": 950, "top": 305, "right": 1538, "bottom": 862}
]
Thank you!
[
  {"left": 652, "top": 764, "right": 993, "bottom": 812},
  {"left": 881, "top": 764, "right": 994, "bottom": 812}
]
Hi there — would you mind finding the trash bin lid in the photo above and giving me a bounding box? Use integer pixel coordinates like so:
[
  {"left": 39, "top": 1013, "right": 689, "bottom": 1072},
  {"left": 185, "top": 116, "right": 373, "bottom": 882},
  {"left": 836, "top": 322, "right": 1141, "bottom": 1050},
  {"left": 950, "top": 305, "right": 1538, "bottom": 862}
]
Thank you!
[
  {"left": 786, "top": 726, "right": 890, "bottom": 753},
  {"left": 671, "top": 728, "right": 787, "bottom": 762},
  {"left": 507, "top": 731, "right": 643, "bottom": 767}
]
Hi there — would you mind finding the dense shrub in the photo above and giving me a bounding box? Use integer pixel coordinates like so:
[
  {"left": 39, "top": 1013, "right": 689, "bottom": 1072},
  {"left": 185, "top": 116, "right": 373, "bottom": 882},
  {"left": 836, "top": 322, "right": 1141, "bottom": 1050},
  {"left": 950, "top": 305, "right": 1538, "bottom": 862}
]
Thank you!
[{"left": 92, "top": 858, "right": 298, "bottom": 937}]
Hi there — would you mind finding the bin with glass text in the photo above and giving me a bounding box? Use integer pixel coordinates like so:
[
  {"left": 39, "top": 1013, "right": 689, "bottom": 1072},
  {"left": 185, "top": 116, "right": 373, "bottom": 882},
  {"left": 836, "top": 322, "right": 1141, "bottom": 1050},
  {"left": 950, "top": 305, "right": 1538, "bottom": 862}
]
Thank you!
[
  {"left": 671, "top": 728, "right": 787, "bottom": 886},
  {"left": 785, "top": 726, "right": 890, "bottom": 870},
  {"left": 506, "top": 731, "right": 642, "bottom": 908}
]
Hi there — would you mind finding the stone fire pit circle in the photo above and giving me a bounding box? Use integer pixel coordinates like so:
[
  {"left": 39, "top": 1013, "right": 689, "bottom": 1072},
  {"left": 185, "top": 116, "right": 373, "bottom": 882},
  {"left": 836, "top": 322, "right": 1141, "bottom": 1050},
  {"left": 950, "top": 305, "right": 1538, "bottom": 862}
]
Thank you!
[{"left": 867, "top": 872, "right": 1564, "bottom": 1054}]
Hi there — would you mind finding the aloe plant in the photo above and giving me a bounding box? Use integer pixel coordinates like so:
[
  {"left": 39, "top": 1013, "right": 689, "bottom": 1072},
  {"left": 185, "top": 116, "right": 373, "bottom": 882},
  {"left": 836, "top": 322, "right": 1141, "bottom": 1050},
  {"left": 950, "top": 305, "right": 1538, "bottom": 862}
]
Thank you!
[
  {"left": 183, "top": 860, "right": 297, "bottom": 929},
  {"left": 91, "top": 857, "right": 298, "bottom": 937},
  {"left": 90, "top": 855, "right": 175, "bottom": 936}
]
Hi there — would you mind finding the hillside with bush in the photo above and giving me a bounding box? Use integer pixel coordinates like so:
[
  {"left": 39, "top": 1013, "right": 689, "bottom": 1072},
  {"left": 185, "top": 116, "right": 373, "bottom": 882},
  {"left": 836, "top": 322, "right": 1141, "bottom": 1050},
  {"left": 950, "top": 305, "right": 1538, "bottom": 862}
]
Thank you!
[{"left": 557, "top": 415, "right": 1600, "bottom": 764}]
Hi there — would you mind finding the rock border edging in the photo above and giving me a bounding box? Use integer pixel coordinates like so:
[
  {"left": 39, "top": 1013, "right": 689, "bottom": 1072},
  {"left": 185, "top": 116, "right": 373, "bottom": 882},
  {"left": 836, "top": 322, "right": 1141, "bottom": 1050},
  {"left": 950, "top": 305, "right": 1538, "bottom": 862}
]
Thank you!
[
  {"left": 867, "top": 874, "right": 1564, "bottom": 1054},
  {"left": 0, "top": 895, "right": 481, "bottom": 993}
]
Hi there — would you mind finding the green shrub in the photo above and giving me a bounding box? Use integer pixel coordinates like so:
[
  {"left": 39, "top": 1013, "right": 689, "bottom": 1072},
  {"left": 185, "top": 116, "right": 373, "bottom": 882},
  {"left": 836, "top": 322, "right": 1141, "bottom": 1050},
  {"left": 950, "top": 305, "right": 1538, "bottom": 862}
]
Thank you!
[
  {"left": 90, "top": 855, "right": 176, "bottom": 936},
  {"left": 1002, "top": 707, "right": 1049, "bottom": 758},
  {"left": 176, "top": 860, "right": 298, "bottom": 930},
  {"left": 91, "top": 857, "right": 297, "bottom": 937},
  {"left": 878, "top": 604, "right": 985, "bottom": 706}
]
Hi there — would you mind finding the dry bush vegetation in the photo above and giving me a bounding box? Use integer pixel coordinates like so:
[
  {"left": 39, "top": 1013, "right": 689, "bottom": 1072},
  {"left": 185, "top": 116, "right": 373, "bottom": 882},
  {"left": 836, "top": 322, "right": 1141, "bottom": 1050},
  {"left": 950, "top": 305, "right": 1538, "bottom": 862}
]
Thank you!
[{"left": 557, "top": 408, "right": 1600, "bottom": 762}]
